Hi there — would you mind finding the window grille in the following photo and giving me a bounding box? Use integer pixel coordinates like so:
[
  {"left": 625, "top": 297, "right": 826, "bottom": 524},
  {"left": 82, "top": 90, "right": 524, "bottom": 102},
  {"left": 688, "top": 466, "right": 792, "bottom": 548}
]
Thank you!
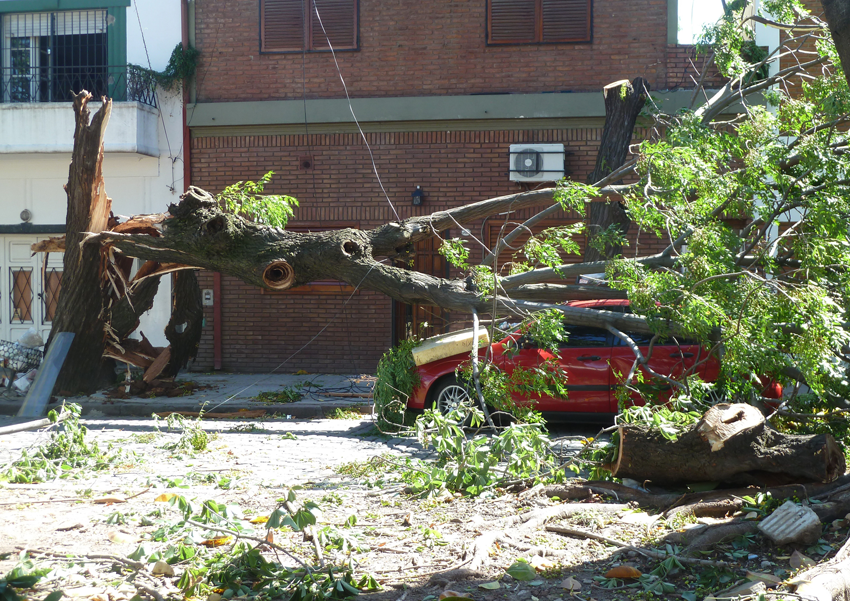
[
  {"left": 10, "top": 268, "right": 33, "bottom": 324},
  {"left": 40, "top": 268, "right": 62, "bottom": 324},
  {"left": 1, "top": 10, "right": 157, "bottom": 107}
]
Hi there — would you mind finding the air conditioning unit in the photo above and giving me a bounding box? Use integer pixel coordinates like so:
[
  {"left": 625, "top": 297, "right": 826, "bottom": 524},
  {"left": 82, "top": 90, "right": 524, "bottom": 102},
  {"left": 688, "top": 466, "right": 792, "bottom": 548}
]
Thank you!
[{"left": 509, "top": 144, "right": 565, "bottom": 182}]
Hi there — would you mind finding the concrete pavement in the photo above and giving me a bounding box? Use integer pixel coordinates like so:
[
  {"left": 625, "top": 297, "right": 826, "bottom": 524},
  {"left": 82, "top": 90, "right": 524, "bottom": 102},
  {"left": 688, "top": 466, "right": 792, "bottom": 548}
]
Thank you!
[{"left": 0, "top": 371, "right": 376, "bottom": 419}]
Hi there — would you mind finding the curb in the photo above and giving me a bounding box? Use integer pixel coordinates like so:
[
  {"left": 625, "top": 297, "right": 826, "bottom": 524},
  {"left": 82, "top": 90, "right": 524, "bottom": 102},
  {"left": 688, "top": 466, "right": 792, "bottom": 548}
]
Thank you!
[{"left": 0, "top": 397, "right": 374, "bottom": 419}]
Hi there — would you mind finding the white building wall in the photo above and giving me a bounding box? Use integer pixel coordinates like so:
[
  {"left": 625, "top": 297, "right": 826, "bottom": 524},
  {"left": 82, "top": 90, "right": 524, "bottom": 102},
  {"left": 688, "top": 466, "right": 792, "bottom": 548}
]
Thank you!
[{"left": 0, "top": 0, "right": 184, "bottom": 348}]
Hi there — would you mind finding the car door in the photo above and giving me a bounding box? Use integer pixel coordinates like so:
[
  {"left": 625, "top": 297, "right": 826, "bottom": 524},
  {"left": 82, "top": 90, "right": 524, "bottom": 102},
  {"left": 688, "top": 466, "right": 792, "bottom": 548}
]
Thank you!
[
  {"left": 497, "top": 325, "right": 612, "bottom": 413},
  {"left": 609, "top": 332, "right": 703, "bottom": 409}
]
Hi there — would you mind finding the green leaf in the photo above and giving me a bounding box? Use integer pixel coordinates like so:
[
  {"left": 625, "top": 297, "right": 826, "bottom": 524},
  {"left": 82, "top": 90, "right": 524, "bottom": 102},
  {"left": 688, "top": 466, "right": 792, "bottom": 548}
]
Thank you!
[
  {"left": 44, "top": 591, "right": 64, "bottom": 601},
  {"left": 478, "top": 582, "right": 501, "bottom": 590},
  {"left": 506, "top": 560, "right": 538, "bottom": 582}
]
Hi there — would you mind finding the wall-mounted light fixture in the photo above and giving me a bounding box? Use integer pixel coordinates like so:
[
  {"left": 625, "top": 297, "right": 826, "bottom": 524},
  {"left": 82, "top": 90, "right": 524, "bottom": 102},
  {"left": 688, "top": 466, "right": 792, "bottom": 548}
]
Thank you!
[
  {"left": 20, "top": 209, "right": 32, "bottom": 223},
  {"left": 411, "top": 185, "right": 424, "bottom": 206}
]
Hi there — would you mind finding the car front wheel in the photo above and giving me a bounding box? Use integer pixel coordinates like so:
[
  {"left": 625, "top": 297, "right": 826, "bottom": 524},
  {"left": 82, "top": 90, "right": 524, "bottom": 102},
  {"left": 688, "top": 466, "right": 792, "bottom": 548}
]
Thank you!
[{"left": 432, "top": 375, "right": 472, "bottom": 416}]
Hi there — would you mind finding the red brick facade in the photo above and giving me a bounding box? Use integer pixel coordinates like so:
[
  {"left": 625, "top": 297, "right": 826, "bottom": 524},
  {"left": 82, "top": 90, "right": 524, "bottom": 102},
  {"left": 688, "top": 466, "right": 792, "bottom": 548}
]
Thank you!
[
  {"left": 194, "top": 0, "right": 674, "bottom": 102},
  {"left": 188, "top": 0, "right": 710, "bottom": 374},
  {"left": 189, "top": 128, "right": 673, "bottom": 373}
]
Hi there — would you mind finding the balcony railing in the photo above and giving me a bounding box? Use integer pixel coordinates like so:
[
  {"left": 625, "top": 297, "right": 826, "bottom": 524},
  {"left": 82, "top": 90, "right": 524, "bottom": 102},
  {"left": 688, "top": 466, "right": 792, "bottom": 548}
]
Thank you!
[{"left": 0, "top": 64, "right": 157, "bottom": 108}]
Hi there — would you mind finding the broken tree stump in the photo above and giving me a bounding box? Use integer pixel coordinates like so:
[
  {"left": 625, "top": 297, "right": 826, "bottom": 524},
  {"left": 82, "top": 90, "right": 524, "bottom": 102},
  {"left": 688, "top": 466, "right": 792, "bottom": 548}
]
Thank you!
[{"left": 612, "top": 403, "right": 846, "bottom": 486}]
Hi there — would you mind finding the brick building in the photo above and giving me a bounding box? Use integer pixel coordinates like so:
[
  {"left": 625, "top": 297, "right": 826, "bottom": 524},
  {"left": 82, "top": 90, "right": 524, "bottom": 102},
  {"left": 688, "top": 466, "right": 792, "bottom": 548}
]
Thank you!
[{"left": 183, "top": 0, "right": 724, "bottom": 374}]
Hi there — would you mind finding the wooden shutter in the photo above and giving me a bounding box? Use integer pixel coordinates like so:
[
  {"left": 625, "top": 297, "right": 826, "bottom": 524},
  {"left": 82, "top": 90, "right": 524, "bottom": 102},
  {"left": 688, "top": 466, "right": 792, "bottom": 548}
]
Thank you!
[
  {"left": 542, "top": 0, "right": 591, "bottom": 43},
  {"left": 262, "top": 0, "right": 305, "bottom": 51},
  {"left": 488, "top": 0, "right": 536, "bottom": 44},
  {"left": 310, "top": 0, "right": 357, "bottom": 50}
]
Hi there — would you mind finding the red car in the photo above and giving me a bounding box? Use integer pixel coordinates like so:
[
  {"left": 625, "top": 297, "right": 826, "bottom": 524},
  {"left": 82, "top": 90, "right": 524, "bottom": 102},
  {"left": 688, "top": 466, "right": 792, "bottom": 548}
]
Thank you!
[{"left": 408, "top": 300, "right": 780, "bottom": 420}]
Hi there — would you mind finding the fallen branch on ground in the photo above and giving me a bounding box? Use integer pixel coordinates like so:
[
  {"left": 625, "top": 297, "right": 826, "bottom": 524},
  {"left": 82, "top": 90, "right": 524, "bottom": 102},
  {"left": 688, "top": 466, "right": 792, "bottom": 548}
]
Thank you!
[{"left": 544, "top": 524, "right": 738, "bottom": 569}]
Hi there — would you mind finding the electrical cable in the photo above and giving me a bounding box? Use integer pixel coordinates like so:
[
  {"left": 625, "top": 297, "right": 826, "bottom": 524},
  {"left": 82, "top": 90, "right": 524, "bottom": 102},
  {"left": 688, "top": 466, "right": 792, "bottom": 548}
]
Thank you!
[
  {"left": 204, "top": 262, "right": 381, "bottom": 413},
  {"left": 312, "top": 2, "right": 400, "bottom": 222},
  {"left": 132, "top": 3, "right": 178, "bottom": 193}
]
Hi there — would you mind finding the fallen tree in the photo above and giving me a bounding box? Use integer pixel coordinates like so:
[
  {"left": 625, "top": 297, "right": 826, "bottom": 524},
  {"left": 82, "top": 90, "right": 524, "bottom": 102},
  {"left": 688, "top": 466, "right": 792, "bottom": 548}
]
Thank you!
[
  {"left": 612, "top": 403, "right": 846, "bottom": 486},
  {"left": 40, "top": 0, "right": 850, "bottom": 421}
]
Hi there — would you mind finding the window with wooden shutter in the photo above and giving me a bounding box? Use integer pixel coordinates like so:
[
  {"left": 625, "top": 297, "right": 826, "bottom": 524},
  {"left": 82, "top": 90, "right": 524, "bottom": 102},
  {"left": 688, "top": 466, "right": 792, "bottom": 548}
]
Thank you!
[
  {"left": 488, "top": 0, "right": 591, "bottom": 45},
  {"left": 261, "top": 0, "right": 358, "bottom": 52}
]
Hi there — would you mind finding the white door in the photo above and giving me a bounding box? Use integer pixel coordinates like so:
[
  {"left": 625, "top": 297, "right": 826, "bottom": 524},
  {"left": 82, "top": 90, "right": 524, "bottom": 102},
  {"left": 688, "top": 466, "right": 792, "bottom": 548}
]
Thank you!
[{"left": 0, "top": 235, "right": 61, "bottom": 347}]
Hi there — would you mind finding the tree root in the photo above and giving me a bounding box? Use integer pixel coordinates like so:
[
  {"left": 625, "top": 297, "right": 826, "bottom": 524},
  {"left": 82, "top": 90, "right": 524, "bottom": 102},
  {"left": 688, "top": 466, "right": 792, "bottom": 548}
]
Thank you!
[
  {"left": 495, "top": 534, "right": 574, "bottom": 560},
  {"left": 681, "top": 521, "right": 759, "bottom": 556},
  {"left": 543, "top": 475, "right": 850, "bottom": 518},
  {"left": 466, "top": 502, "right": 628, "bottom": 571},
  {"left": 784, "top": 533, "right": 850, "bottom": 601},
  {"left": 544, "top": 524, "right": 738, "bottom": 570}
]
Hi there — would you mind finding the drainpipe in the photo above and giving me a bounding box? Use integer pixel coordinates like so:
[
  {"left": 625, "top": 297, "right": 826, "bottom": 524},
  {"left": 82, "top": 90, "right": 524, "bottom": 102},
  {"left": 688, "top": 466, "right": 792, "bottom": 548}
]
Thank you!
[{"left": 181, "top": 0, "right": 221, "bottom": 369}]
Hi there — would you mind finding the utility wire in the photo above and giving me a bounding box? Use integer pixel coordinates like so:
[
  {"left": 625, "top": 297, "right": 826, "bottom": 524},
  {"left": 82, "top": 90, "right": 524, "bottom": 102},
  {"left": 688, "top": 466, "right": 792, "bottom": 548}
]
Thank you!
[
  {"left": 132, "top": 2, "right": 178, "bottom": 193},
  {"left": 312, "top": 2, "right": 400, "bottom": 222},
  {"left": 204, "top": 262, "right": 380, "bottom": 413}
]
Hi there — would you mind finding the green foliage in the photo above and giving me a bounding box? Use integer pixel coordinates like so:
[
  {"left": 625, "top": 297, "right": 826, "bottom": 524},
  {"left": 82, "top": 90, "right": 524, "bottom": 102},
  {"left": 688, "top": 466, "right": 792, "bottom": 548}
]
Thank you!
[
  {"left": 587, "top": 222, "right": 628, "bottom": 256},
  {"left": 373, "top": 338, "right": 421, "bottom": 432},
  {"left": 553, "top": 180, "right": 597, "bottom": 213},
  {"left": 470, "top": 264, "right": 495, "bottom": 295},
  {"left": 740, "top": 491, "right": 780, "bottom": 517},
  {"left": 254, "top": 387, "right": 303, "bottom": 404},
  {"left": 697, "top": 1, "right": 769, "bottom": 82},
  {"left": 403, "top": 407, "right": 562, "bottom": 496},
  {"left": 1, "top": 404, "right": 128, "bottom": 483},
  {"left": 217, "top": 172, "right": 299, "bottom": 228},
  {"left": 129, "top": 490, "right": 378, "bottom": 601},
  {"left": 0, "top": 557, "right": 54, "bottom": 601},
  {"left": 326, "top": 407, "right": 366, "bottom": 420},
  {"left": 520, "top": 309, "right": 568, "bottom": 354},
  {"left": 154, "top": 411, "right": 212, "bottom": 453},
  {"left": 130, "top": 43, "right": 199, "bottom": 91},
  {"left": 457, "top": 360, "right": 561, "bottom": 425},
  {"left": 523, "top": 223, "right": 584, "bottom": 268},
  {"left": 438, "top": 238, "right": 469, "bottom": 269},
  {"left": 618, "top": 404, "right": 703, "bottom": 442}
]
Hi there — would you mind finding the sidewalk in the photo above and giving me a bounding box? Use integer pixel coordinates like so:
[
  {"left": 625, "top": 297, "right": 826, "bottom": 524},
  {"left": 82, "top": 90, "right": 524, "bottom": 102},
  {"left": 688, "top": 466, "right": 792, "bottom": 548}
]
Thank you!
[{"left": 0, "top": 372, "right": 376, "bottom": 419}]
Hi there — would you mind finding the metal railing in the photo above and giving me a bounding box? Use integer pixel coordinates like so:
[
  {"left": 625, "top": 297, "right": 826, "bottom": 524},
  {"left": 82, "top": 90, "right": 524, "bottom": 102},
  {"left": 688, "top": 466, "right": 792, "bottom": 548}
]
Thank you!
[{"left": 0, "top": 64, "right": 158, "bottom": 108}]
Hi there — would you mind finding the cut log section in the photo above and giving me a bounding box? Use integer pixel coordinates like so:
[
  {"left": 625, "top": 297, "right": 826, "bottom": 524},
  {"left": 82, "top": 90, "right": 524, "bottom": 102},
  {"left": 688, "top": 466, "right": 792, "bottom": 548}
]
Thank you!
[{"left": 612, "top": 403, "right": 846, "bottom": 486}]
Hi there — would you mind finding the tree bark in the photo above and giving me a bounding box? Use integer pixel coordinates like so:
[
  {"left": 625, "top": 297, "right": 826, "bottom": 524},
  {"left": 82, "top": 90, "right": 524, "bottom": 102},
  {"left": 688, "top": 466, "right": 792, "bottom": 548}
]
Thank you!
[
  {"left": 91, "top": 187, "right": 669, "bottom": 337},
  {"left": 612, "top": 404, "right": 846, "bottom": 486},
  {"left": 821, "top": 0, "right": 850, "bottom": 92},
  {"left": 48, "top": 92, "right": 114, "bottom": 394},
  {"left": 583, "top": 78, "right": 649, "bottom": 263},
  {"left": 162, "top": 269, "right": 203, "bottom": 378}
]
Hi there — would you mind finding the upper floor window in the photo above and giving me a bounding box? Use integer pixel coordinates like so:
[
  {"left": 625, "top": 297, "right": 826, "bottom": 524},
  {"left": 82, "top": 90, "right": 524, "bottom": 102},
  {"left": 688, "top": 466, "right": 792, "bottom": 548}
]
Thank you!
[
  {"left": 261, "top": 0, "right": 358, "bottom": 52},
  {"left": 1, "top": 7, "right": 156, "bottom": 107},
  {"left": 2, "top": 10, "right": 108, "bottom": 103},
  {"left": 487, "top": 0, "right": 592, "bottom": 45}
]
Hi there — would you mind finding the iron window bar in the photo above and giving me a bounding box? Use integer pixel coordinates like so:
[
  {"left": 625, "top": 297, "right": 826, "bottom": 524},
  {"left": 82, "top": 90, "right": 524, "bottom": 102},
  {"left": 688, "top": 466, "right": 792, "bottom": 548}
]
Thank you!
[{"left": 1, "top": 10, "right": 157, "bottom": 108}]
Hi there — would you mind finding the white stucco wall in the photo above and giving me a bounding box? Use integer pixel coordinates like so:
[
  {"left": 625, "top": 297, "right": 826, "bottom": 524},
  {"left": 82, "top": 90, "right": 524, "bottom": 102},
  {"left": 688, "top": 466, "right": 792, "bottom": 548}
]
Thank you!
[{"left": 0, "top": 0, "right": 184, "bottom": 347}]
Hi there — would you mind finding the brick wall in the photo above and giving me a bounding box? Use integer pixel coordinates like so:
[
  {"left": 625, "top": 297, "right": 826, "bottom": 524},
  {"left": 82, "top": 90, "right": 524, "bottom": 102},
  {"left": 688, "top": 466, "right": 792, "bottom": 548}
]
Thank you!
[
  {"left": 666, "top": 44, "right": 727, "bottom": 90},
  {"left": 189, "top": 127, "right": 672, "bottom": 374},
  {"left": 194, "top": 0, "right": 672, "bottom": 102},
  {"left": 779, "top": 0, "right": 824, "bottom": 98}
]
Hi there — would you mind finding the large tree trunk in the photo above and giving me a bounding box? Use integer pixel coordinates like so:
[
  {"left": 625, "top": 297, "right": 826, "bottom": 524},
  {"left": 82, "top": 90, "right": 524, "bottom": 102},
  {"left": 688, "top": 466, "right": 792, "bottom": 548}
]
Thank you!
[
  {"left": 92, "top": 187, "right": 668, "bottom": 338},
  {"left": 821, "top": 0, "right": 850, "bottom": 92},
  {"left": 48, "top": 93, "right": 114, "bottom": 394},
  {"left": 583, "top": 78, "right": 648, "bottom": 263},
  {"left": 161, "top": 270, "right": 203, "bottom": 378},
  {"left": 612, "top": 404, "right": 846, "bottom": 486}
]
